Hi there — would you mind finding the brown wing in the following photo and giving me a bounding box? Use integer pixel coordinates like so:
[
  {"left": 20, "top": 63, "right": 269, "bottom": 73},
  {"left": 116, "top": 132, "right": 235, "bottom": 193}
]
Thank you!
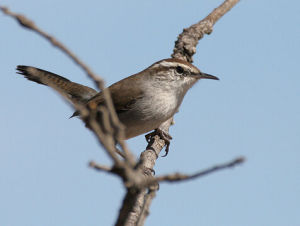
[
  {"left": 86, "top": 73, "right": 144, "bottom": 114},
  {"left": 17, "top": 65, "right": 98, "bottom": 105}
]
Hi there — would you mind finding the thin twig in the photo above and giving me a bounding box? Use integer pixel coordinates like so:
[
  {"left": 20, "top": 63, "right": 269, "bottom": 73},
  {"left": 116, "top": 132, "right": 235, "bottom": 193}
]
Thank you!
[
  {"left": 115, "top": 148, "right": 126, "bottom": 159},
  {"left": 0, "top": 7, "right": 102, "bottom": 84},
  {"left": 155, "top": 157, "right": 245, "bottom": 183},
  {"left": 87, "top": 112, "right": 122, "bottom": 165},
  {"left": 89, "top": 161, "right": 113, "bottom": 173},
  {"left": 137, "top": 157, "right": 245, "bottom": 189}
]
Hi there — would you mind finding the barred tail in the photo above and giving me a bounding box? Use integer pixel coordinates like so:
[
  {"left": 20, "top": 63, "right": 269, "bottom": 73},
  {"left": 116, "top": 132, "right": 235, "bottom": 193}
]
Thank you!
[{"left": 16, "top": 65, "right": 98, "bottom": 111}]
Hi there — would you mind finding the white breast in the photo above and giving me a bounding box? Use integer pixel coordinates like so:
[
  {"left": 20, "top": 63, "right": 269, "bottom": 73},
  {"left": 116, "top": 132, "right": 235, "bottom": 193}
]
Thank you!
[
  {"left": 119, "top": 79, "right": 190, "bottom": 139},
  {"left": 137, "top": 84, "right": 180, "bottom": 122}
]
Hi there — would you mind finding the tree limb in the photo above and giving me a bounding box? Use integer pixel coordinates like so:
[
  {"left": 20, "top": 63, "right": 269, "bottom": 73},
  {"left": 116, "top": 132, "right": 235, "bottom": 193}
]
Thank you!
[{"left": 172, "top": 0, "right": 240, "bottom": 63}]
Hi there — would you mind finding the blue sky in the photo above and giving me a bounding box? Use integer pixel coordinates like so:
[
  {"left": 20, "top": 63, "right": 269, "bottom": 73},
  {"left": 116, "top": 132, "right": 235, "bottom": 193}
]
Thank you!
[{"left": 1, "top": 0, "right": 299, "bottom": 226}]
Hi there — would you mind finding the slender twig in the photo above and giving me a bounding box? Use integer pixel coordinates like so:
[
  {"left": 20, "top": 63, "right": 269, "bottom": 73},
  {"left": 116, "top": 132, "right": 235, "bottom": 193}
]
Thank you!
[
  {"left": 156, "top": 157, "right": 244, "bottom": 183},
  {"left": 136, "top": 157, "right": 244, "bottom": 188},
  {"left": 0, "top": 7, "right": 102, "bottom": 85},
  {"left": 89, "top": 161, "right": 113, "bottom": 173},
  {"left": 115, "top": 148, "right": 126, "bottom": 159}
]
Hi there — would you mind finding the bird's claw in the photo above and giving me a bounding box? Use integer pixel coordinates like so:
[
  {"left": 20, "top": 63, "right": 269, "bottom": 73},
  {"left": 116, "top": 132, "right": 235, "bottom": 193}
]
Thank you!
[{"left": 145, "top": 129, "right": 172, "bottom": 157}]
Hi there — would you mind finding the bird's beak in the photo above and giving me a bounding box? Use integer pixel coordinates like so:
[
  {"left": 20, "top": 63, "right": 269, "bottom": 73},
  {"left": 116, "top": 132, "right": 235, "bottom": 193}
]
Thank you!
[{"left": 197, "top": 72, "right": 219, "bottom": 80}]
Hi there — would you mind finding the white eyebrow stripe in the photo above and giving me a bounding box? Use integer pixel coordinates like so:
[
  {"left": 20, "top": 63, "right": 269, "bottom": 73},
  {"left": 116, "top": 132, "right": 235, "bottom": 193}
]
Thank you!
[
  {"left": 156, "top": 61, "right": 179, "bottom": 68},
  {"left": 150, "top": 61, "right": 189, "bottom": 70},
  {"left": 150, "top": 61, "right": 199, "bottom": 74}
]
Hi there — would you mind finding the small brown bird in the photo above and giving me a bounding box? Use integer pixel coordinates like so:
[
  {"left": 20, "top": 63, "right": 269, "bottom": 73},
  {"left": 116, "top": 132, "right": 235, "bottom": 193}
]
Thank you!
[{"left": 17, "top": 58, "right": 218, "bottom": 154}]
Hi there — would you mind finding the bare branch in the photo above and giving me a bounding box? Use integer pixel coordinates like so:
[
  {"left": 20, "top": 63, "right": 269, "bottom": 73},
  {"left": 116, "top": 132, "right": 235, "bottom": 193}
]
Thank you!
[
  {"left": 115, "top": 148, "right": 126, "bottom": 159},
  {"left": 87, "top": 112, "right": 123, "bottom": 165},
  {"left": 89, "top": 161, "right": 113, "bottom": 173},
  {"left": 0, "top": 6, "right": 101, "bottom": 84},
  {"left": 156, "top": 157, "right": 245, "bottom": 183},
  {"left": 136, "top": 189, "right": 156, "bottom": 226},
  {"left": 172, "top": 0, "right": 240, "bottom": 62},
  {"left": 115, "top": 134, "right": 167, "bottom": 226}
]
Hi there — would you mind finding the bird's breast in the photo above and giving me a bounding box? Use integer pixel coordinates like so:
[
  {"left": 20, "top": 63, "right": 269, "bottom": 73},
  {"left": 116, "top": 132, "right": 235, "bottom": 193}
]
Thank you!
[
  {"left": 117, "top": 88, "right": 180, "bottom": 139},
  {"left": 136, "top": 89, "right": 179, "bottom": 121}
]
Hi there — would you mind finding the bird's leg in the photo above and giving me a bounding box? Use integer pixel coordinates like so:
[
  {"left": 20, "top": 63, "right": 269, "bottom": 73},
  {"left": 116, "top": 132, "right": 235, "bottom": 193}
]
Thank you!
[{"left": 145, "top": 128, "right": 173, "bottom": 157}]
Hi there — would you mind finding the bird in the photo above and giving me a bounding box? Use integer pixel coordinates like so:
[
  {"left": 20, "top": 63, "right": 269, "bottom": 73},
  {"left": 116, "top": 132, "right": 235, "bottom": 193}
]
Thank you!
[{"left": 17, "top": 58, "right": 219, "bottom": 155}]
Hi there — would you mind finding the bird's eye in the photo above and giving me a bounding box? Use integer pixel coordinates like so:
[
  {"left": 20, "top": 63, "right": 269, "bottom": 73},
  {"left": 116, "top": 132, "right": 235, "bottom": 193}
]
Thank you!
[{"left": 176, "top": 66, "right": 184, "bottom": 74}]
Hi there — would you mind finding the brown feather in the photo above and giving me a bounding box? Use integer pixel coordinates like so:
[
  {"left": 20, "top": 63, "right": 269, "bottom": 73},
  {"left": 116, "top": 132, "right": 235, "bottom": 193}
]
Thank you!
[{"left": 17, "top": 65, "right": 98, "bottom": 105}]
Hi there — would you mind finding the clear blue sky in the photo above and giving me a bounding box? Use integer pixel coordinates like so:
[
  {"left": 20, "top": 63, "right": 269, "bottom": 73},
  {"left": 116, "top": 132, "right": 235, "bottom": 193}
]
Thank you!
[{"left": 1, "top": 0, "right": 299, "bottom": 226}]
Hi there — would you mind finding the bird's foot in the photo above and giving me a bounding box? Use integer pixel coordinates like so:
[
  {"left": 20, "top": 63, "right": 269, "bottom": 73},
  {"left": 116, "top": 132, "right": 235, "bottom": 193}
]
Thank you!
[{"left": 145, "top": 129, "right": 173, "bottom": 157}]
